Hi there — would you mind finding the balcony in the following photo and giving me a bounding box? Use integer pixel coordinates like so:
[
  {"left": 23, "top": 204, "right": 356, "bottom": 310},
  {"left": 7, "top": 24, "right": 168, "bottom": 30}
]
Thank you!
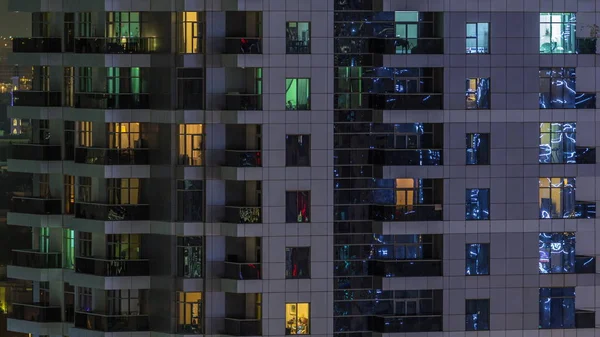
[
  {"left": 370, "top": 205, "right": 443, "bottom": 221},
  {"left": 225, "top": 150, "right": 262, "bottom": 167},
  {"left": 10, "top": 197, "right": 62, "bottom": 215},
  {"left": 573, "top": 201, "right": 596, "bottom": 219},
  {"left": 74, "top": 93, "right": 150, "bottom": 109},
  {"left": 75, "top": 257, "right": 149, "bottom": 277},
  {"left": 74, "top": 37, "right": 163, "bottom": 54},
  {"left": 12, "top": 91, "right": 61, "bottom": 107},
  {"left": 224, "top": 206, "right": 262, "bottom": 224},
  {"left": 575, "top": 93, "right": 596, "bottom": 109},
  {"left": 224, "top": 38, "right": 262, "bottom": 54},
  {"left": 11, "top": 303, "right": 62, "bottom": 322},
  {"left": 576, "top": 310, "right": 596, "bottom": 328},
  {"left": 368, "top": 37, "right": 444, "bottom": 54},
  {"left": 74, "top": 312, "right": 149, "bottom": 332},
  {"left": 12, "top": 37, "right": 61, "bottom": 53},
  {"left": 575, "top": 255, "right": 596, "bottom": 274},
  {"left": 11, "top": 250, "right": 62, "bottom": 269},
  {"left": 335, "top": 93, "right": 443, "bottom": 110},
  {"left": 74, "top": 202, "right": 150, "bottom": 221},
  {"left": 75, "top": 147, "right": 149, "bottom": 165},
  {"left": 371, "top": 149, "right": 443, "bottom": 166},
  {"left": 223, "top": 262, "right": 261, "bottom": 280},
  {"left": 225, "top": 94, "right": 262, "bottom": 111},
  {"left": 9, "top": 144, "right": 61, "bottom": 161},
  {"left": 577, "top": 38, "right": 597, "bottom": 54},
  {"left": 369, "top": 260, "right": 442, "bottom": 277},
  {"left": 370, "top": 315, "right": 442, "bottom": 333},
  {"left": 223, "top": 318, "right": 262, "bottom": 336}
]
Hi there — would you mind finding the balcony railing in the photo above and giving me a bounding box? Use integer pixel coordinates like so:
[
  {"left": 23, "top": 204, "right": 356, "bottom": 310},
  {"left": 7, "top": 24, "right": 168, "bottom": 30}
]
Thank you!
[
  {"left": 370, "top": 315, "right": 442, "bottom": 333},
  {"left": 224, "top": 206, "right": 262, "bottom": 224},
  {"left": 224, "top": 150, "right": 262, "bottom": 167},
  {"left": 74, "top": 312, "right": 149, "bottom": 332},
  {"left": 576, "top": 310, "right": 596, "bottom": 328},
  {"left": 575, "top": 255, "right": 596, "bottom": 274},
  {"left": 225, "top": 94, "right": 262, "bottom": 110},
  {"left": 370, "top": 149, "right": 443, "bottom": 166},
  {"left": 335, "top": 93, "right": 443, "bottom": 110},
  {"left": 575, "top": 147, "right": 596, "bottom": 164},
  {"left": 11, "top": 303, "right": 62, "bottom": 322},
  {"left": 8, "top": 143, "right": 62, "bottom": 161},
  {"left": 223, "top": 262, "right": 261, "bottom": 280},
  {"left": 75, "top": 147, "right": 149, "bottom": 165},
  {"left": 74, "top": 37, "right": 163, "bottom": 54},
  {"left": 370, "top": 205, "right": 443, "bottom": 221},
  {"left": 286, "top": 40, "right": 310, "bottom": 54},
  {"left": 74, "top": 93, "right": 150, "bottom": 109},
  {"left": 12, "top": 37, "right": 61, "bottom": 53},
  {"left": 10, "top": 196, "right": 62, "bottom": 215},
  {"left": 224, "top": 318, "right": 262, "bottom": 336},
  {"left": 75, "top": 257, "right": 149, "bottom": 277},
  {"left": 368, "top": 37, "right": 444, "bottom": 54},
  {"left": 224, "top": 37, "right": 262, "bottom": 54},
  {"left": 12, "top": 91, "right": 61, "bottom": 107},
  {"left": 369, "top": 259, "right": 442, "bottom": 277},
  {"left": 11, "top": 250, "right": 62, "bottom": 269},
  {"left": 74, "top": 202, "right": 150, "bottom": 221}
]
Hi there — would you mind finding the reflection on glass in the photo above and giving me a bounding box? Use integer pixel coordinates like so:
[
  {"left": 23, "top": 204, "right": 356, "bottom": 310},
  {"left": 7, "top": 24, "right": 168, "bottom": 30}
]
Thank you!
[
  {"left": 539, "top": 13, "right": 576, "bottom": 54},
  {"left": 539, "top": 68, "right": 577, "bottom": 109},
  {"left": 466, "top": 78, "right": 490, "bottom": 109},
  {"left": 466, "top": 23, "right": 490, "bottom": 53},
  {"left": 465, "top": 243, "right": 489, "bottom": 275},
  {"left": 466, "top": 133, "right": 490, "bottom": 165},
  {"left": 466, "top": 299, "right": 490, "bottom": 331},
  {"left": 539, "top": 287, "right": 575, "bottom": 328},
  {"left": 539, "top": 232, "right": 576, "bottom": 274},
  {"left": 465, "top": 189, "right": 490, "bottom": 220},
  {"left": 285, "top": 247, "right": 310, "bottom": 279},
  {"left": 178, "top": 236, "right": 202, "bottom": 278},
  {"left": 539, "top": 177, "right": 576, "bottom": 219},
  {"left": 285, "top": 303, "right": 310, "bottom": 335},
  {"left": 539, "top": 123, "right": 576, "bottom": 163}
]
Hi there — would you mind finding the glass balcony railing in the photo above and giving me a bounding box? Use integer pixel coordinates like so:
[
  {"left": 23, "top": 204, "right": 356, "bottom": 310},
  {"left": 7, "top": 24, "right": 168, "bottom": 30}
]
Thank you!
[
  {"left": 8, "top": 143, "right": 61, "bottom": 161},
  {"left": 575, "top": 255, "right": 596, "bottom": 274},
  {"left": 224, "top": 150, "right": 262, "bottom": 167},
  {"left": 12, "top": 91, "right": 61, "bottom": 107},
  {"left": 575, "top": 147, "right": 596, "bottom": 164},
  {"left": 10, "top": 196, "right": 62, "bottom": 215},
  {"left": 335, "top": 93, "right": 443, "bottom": 110},
  {"left": 370, "top": 149, "right": 443, "bottom": 166},
  {"left": 369, "top": 259, "right": 442, "bottom": 277},
  {"left": 223, "top": 318, "right": 262, "bottom": 336},
  {"left": 12, "top": 37, "right": 61, "bottom": 53},
  {"left": 225, "top": 94, "right": 262, "bottom": 110},
  {"left": 575, "top": 310, "right": 596, "bottom": 328},
  {"left": 223, "top": 262, "right": 261, "bottom": 280},
  {"left": 74, "top": 202, "right": 150, "bottom": 221},
  {"left": 370, "top": 315, "right": 442, "bottom": 333},
  {"left": 74, "top": 93, "right": 150, "bottom": 109},
  {"left": 370, "top": 205, "right": 443, "bottom": 221},
  {"left": 11, "top": 303, "right": 62, "bottom": 322},
  {"left": 74, "top": 37, "right": 164, "bottom": 54},
  {"left": 224, "top": 37, "right": 262, "bottom": 54},
  {"left": 11, "top": 250, "right": 62, "bottom": 269},
  {"left": 75, "top": 147, "right": 149, "bottom": 165},
  {"left": 367, "top": 37, "right": 444, "bottom": 54},
  {"left": 75, "top": 257, "right": 149, "bottom": 277},
  {"left": 74, "top": 312, "right": 149, "bottom": 332},
  {"left": 224, "top": 206, "right": 262, "bottom": 224}
]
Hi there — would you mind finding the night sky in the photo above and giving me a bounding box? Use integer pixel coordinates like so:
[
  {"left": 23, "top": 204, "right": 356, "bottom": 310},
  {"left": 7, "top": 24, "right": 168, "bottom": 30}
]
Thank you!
[{"left": 0, "top": 0, "right": 30, "bottom": 37}]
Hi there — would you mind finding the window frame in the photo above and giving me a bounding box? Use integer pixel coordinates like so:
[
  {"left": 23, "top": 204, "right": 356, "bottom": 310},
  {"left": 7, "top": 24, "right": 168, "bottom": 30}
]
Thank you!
[
  {"left": 177, "top": 236, "right": 203, "bottom": 278},
  {"left": 466, "top": 22, "right": 490, "bottom": 54},
  {"left": 539, "top": 13, "right": 577, "bottom": 54},
  {"left": 286, "top": 134, "right": 311, "bottom": 167},
  {"left": 465, "top": 243, "right": 490, "bottom": 276},
  {"left": 286, "top": 21, "right": 311, "bottom": 54},
  {"left": 466, "top": 133, "right": 490, "bottom": 165},
  {"left": 285, "top": 78, "right": 311, "bottom": 111},
  {"left": 285, "top": 247, "right": 311, "bottom": 279},
  {"left": 465, "top": 77, "right": 491, "bottom": 109},
  {"left": 285, "top": 191, "right": 311, "bottom": 223},
  {"left": 465, "top": 188, "right": 490, "bottom": 220},
  {"left": 177, "top": 292, "right": 203, "bottom": 334},
  {"left": 465, "top": 299, "right": 490, "bottom": 331},
  {"left": 539, "top": 122, "right": 577, "bottom": 164},
  {"left": 178, "top": 124, "right": 204, "bottom": 166},
  {"left": 177, "top": 180, "right": 204, "bottom": 222},
  {"left": 539, "top": 177, "right": 576, "bottom": 219},
  {"left": 285, "top": 302, "right": 310, "bottom": 335}
]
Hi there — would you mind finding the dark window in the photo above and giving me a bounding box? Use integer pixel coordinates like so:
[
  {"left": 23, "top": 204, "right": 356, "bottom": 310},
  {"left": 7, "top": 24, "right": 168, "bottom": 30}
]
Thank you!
[
  {"left": 286, "top": 135, "right": 310, "bottom": 166},
  {"left": 539, "top": 232, "right": 575, "bottom": 274},
  {"left": 466, "top": 133, "right": 490, "bottom": 165},
  {"left": 177, "top": 180, "right": 204, "bottom": 221},
  {"left": 286, "top": 191, "right": 310, "bottom": 223},
  {"left": 466, "top": 299, "right": 490, "bottom": 331},
  {"left": 465, "top": 243, "right": 489, "bottom": 275},
  {"left": 285, "top": 247, "right": 310, "bottom": 279},
  {"left": 64, "top": 121, "right": 75, "bottom": 160},
  {"left": 77, "top": 287, "right": 92, "bottom": 311},
  {"left": 466, "top": 78, "right": 490, "bottom": 109},
  {"left": 539, "top": 287, "right": 575, "bottom": 328},
  {"left": 78, "top": 231, "right": 92, "bottom": 257},
  {"left": 286, "top": 22, "right": 311, "bottom": 54},
  {"left": 177, "top": 68, "right": 204, "bottom": 109},
  {"left": 178, "top": 236, "right": 202, "bottom": 278},
  {"left": 539, "top": 68, "right": 577, "bottom": 109},
  {"left": 465, "top": 189, "right": 490, "bottom": 220}
]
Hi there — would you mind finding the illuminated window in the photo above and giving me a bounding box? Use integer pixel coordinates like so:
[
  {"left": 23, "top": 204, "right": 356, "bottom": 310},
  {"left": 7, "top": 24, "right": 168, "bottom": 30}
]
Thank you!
[
  {"left": 285, "top": 247, "right": 310, "bottom": 279},
  {"left": 107, "top": 12, "right": 140, "bottom": 39},
  {"left": 466, "top": 133, "right": 490, "bottom": 165},
  {"left": 285, "top": 303, "right": 310, "bottom": 335},
  {"left": 178, "top": 124, "right": 204, "bottom": 166},
  {"left": 107, "top": 178, "right": 140, "bottom": 204},
  {"left": 394, "top": 11, "right": 418, "bottom": 54},
  {"left": 466, "top": 299, "right": 490, "bottom": 330},
  {"left": 39, "top": 227, "right": 50, "bottom": 253},
  {"left": 465, "top": 243, "right": 489, "bottom": 275},
  {"left": 285, "top": 78, "right": 310, "bottom": 110},
  {"left": 466, "top": 78, "right": 490, "bottom": 109},
  {"left": 107, "top": 234, "right": 140, "bottom": 259},
  {"left": 63, "top": 229, "right": 75, "bottom": 269},
  {"left": 178, "top": 12, "right": 203, "bottom": 54},
  {"left": 286, "top": 22, "right": 311, "bottom": 54},
  {"left": 540, "top": 13, "right": 576, "bottom": 54},
  {"left": 286, "top": 135, "right": 310, "bottom": 166},
  {"left": 108, "top": 122, "right": 141, "bottom": 149},
  {"left": 178, "top": 236, "right": 202, "bottom": 278},
  {"left": 539, "top": 232, "right": 576, "bottom": 274},
  {"left": 177, "top": 292, "right": 203, "bottom": 334},
  {"left": 539, "top": 178, "right": 576, "bottom": 219},
  {"left": 466, "top": 23, "right": 489, "bottom": 53},
  {"left": 539, "top": 123, "right": 576, "bottom": 163},
  {"left": 64, "top": 175, "right": 75, "bottom": 214},
  {"left": 286, "top": 191, "right": 310, "bottom": 223},
  {"left": 539, "top": 288, "right": 575, "bottom": 328},
  {"left": 77, "top": 121, "right": 92, "bottom": 147},
  {"left": 465, "top": 189, "right": 490, "bottom": 220},
  {"left": 539, "top": 68, "right": 576, "bottom": 109}
]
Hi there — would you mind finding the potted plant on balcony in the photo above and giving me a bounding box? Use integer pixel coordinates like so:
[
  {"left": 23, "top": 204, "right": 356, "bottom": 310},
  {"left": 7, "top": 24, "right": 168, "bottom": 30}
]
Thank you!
[{"left": 578, "top": 24, "right": 599, "bottom": 54}]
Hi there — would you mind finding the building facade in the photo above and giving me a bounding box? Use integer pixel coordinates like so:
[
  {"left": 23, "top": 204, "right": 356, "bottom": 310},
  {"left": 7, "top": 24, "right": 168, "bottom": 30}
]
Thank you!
[{"left": 4, "top": 0, "right": 600, "bottom": 336}]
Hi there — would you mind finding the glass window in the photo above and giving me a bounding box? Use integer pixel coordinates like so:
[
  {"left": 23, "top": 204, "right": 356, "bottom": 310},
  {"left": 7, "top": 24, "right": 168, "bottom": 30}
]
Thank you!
[
  {"left": 539, "top": 287, "right": 575, "bottom": 328},
  {"left": 107, "top": 122, "right": 141, "bottom": 149},
  {"left": 285, "top": 78, "right": 310, "bottom": 110},
  {"left": 540, "top": 13, "right": 576, "bottom": 54},
  {"left": 177, "top": 180, "right": 204, "bottom": 222},
  {"left": 107, "top": 12, "right": 141, "bottom": 40},
  {"left": 286, "top": 191, "right": 310, "bottom": 223},
  {"left": 177, "top": 292, "right": 203, "bottom": 334},
  {"left": 286, "top": 22, "right": 311, "bottom": 54},
  {"left": 466, "top": 299, "right": 490, "bottom": 331},
  {"left": 286, "top": 135, "right": 310, "bottom": 166},
  {"left": 78, "top": 231, "right": 92, "bottom": 257},
  {"left": 107, "top": 234, "right": 140, "bottom": 260},
  {"left": 285, "top": 247, "right": 310, "bottom": 279},
  {"left": 63, "top": 229, "right": 75, "bottom": 269},
  {"left": 64, "top": 175, "right": 75, "bottom": 214},
  {"left": 78, "top": 176, "right": 92, "bottom": 202},
  {"left": 77, "top": 287, "right": 92, "bottom": 312},
  {"left": 178, "top": 124, "right": 204, "bottom": 166},
  {"left": 539, "top": 68, "right": 576, "bottom": 109},
  {"left": 107, "top": 178, "right": 140, "bottom": 204},
  {"left": 394, "top": 11, "right": 418, "bottom": 54},
  {"left": 178, "top": 236, "right": 202, "bottom": 278},
  {"left": 466, "top": 23, "right": 490, "bottom": 53},
  {"left": 177, "top": 68, "right": 204, "bottom": 109},
  {"left": 178, "top": 12, "right": 203, "bottom": 54},
  {"left": 106, "top": 289, "right": 145, "bottom": 315},
  {"left": 465, "top": 243, "right": 490, "bottom": 275},
  {"left": 465, "top": 189, "right": 490, "bottom": 220},
  {"left": 539, "top": 177, "right": 576, "bottom": 219},
  {"left": 466, "top": 78, "right": 490, "bottom": 109},
  {"left": 39, "top": 227, "right": 50, "bottom": 253},
  {"left": 77, "top": 121, "right": 92, "bottom": 147},
  {"left": 466, "top": 133, "right": 490, "bottom": 165},
  {"left": 285, "top": 303, "right": 310, "bottom": 335},
  {"left": 539, "top": 123, "right": 576, "bottom": 163},
  {"left": 539, "top": 232, "right": 576, "bottom": 274}
]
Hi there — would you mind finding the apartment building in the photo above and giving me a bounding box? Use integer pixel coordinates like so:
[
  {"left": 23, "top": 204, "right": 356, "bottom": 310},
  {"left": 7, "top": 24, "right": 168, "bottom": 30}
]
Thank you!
[{"left": 4, "top": 0, "right": 600, "bottom": 336}]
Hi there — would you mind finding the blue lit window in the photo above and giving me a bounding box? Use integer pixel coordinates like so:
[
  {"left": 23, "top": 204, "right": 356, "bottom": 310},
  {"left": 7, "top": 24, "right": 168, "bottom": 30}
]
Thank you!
[
  {"left": 466, "top": 299, "right": 489, "bottom": 331},
  {"left": 539, "top": 123, "right": 576, "bottom": 163},
  {"left": 539, "top": 68, "right": 576, "bottom": 108},
  {"left": 465, "top": 189, "right": 490, "bottom": 220},
  {"left": 539, "top": 232, "right": 576, "bottom": 274},
  {"left": 539, "top": 178, "right": 576, "bottom": 219},
  {"left": 466, "top": 23, "right": 490, "bottom": 54},
  {"left": 466, "top": 78, "right": 490, "bottom": 109},
  {"left": 466, "top": 133, "right": 490, "bottom": 165},
  {"left": 539, "top": 287, "right": 575, "bottom": 329},
  {"left": 465, "top": 243, "right": 489, "bottom": 275}
]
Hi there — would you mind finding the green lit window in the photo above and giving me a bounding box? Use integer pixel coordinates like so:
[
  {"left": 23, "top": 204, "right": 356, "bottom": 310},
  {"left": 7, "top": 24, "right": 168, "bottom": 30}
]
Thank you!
[
  {"left": 285, "top": 78, "right": 310, "bottom": 110},
  {"left": 540, "top": 13, "right": 576, "bottom": 54},
  {"left": 107, "top": 12, "right": 140, "bottom": 39},
  {"left": 39, "top": 228, "right": 50, "bottom": 253},
  {"left": 63, "top": 229, "right": 75, "bottom": 269}
]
